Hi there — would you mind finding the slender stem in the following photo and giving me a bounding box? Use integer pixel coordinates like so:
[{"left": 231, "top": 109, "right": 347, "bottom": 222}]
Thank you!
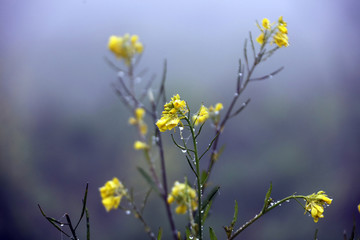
[
  {"left": 150, "top": 101, "right": 178, "bottom": 240},
  {"left": 229, "top": 195, "right": 307, "bottom": 240},
  {"left": 184, "top": 117, "right": 203, "bottom": 240},
  {"left": 125, "top": 195, "right": 156, "bottom": 240},
  {"left": 206, "top": 62, "right": 257, "bottom": 184},
  {"left": 144, "top": 149, "right": 162, "bottom": 192}
]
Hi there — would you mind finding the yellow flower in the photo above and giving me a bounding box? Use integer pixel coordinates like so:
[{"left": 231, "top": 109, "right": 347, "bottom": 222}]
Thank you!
[
  {"left": 99, "top": 177, "right": 127, "bottom": 212},
  {"left": 135, "top": 107, "right": 145, "bottom": 120},
  {"left": 193, "top": 105, "right": 209, "bottom": 126},
  {"left": 175, "top": 204, "right": 187, "bottom": 214},
  {"left": 108, "top": 34, "right": 143, "bottom": 65},
  {"left": 272, "top": 31, "right": 289, "bottom": 48},
  {"left": 129, "top": 107, "right": 148, "bottom": 136},
  {"left": 256, "top": 32, "right": 265, "bottom": 45},
  {"left": 358, "top": 204, "right": 360, "bottom": 213},
  {"left": 278, "top": 16, "right": 287, "bottom": 26},
  {"left": 208, "top": 102, "right": 223, "bottom": 125},
  {"left": 278, "top": 25, "right": 288, "bottom": 34},
  {"left": 156, "top": 94, "right": 187, "bottom": 132},
  {"left": 304, "top": 191, "right": 332, "bottom": 223},
  {"left": 167, "top": 181, "right": 198, "bottom": 214},
  {"left": 262, "top": 18, "right": 271, "bottom": 30},
  {"left": 134, "top": 141, "right": 149, "bottom": 150},
  {"left": 256, "top": 16, "right": 289, "bottom": 47}
]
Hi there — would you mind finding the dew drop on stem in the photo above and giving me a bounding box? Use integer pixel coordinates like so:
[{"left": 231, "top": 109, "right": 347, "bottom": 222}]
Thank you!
[
  {"left": 125, "top": 210, "right": 131, "bottom": 215},
  {"left": 118, "top": 71, "right": 125, "bottom": 77}
]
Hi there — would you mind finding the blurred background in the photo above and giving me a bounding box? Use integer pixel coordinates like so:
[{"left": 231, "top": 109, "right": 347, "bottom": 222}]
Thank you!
[{"left": 1, "top": 0, "right": 360, "bottom": 239}]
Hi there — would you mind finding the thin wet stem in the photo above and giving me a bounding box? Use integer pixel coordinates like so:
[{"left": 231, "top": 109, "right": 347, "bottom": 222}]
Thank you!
[
  {"left": 150, "top": 100, "right": 178, "bottom": 240},
  {"left": 184, "top": 117, "right": 203, "bottom": 240},
  {"left": 228, "top": 195, "right": 307, "bottom": 240}
]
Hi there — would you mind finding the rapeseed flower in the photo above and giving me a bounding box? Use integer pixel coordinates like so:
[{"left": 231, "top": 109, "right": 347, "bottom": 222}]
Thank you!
[
  {"left": 208, "top": 102, "right": 223, "bottom": 125},
  {"left": 167, "top": 181, "right": 198, "bottom": 214},
  {"left": 108, "top": 34, "right": 143, "bottom": 65},
  {"left": 134, "top": 140, "right": 149, "bottom": 150},
  {"left": 193, "top": 105, "right": 209, "bottom": 126},
  {"left": 156, "top": 94, "right": 187, "bottom": 132},
  {"left": 256, "top": 16, "right": 289, "bottom": 48},
  {"left": 262, "top": 18, "right": 271, "bottom": 30},
  {"left": 129, "top": 107, "right": 147, "bottom": 136},
  {"left": 99, "top": 177, "right": 128, "bottom": 212},
  {"left": 304, "top": 191, "right": 332, "bottom": 223}
]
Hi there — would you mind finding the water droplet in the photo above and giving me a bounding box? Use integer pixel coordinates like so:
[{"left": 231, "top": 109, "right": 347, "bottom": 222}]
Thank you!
[
  {"left": 179, "top": 127, "right": 184, "bottom": 131},
  {"left": 189, "top": 236, "right": 193, "bottom": 239},
  {"left": 200, "top": 210, "right": 204, "bottom": 213},
  {"left": 135, "top": 77, "right": 142, "bottom": 84},
  {"left": 238, "top": 73, "right": 243, "bottom": 77},
  {"left": 118, "top": 71, "right": 125, "bottom": 77},
  {"left": 60, "top": 224, "right": 64, "bottom": 227},
  {"left": 181, "top": 149, "right": 187, "bottom": 153},
  {"left": 125, "top": 210, "right": 131, "bottom": 215},
  {"left": 286, "top": 200, "right": 290, "bottom": 203},
  {"left": 234, "top": 93, "right": 239, "bottom": 97},
  {"left": 268, "top": 74, "right": 273, "bottom": 79}
]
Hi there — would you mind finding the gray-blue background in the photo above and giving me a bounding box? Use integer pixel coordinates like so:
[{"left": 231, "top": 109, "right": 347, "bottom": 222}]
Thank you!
[{"left": 1, "top": 0, "right": 359, "bottom": 239}]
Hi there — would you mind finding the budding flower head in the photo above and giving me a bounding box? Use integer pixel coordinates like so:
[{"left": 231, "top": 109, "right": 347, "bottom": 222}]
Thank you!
[
  {"left": 156, "top": 94, "right": 187, "bottom": 132},
  {"left": 304, "top": 190, "right": 332, "bottom": 223},
  {"left": 108, "top": 34, "right": 143, "bottom": 65},
  {"left": 208, "top": 102, "right": 223, "bottom": 125},
  {"left": 255, "top": 16, "right": 289, "bottom": 48},
  {"left": 192, "top": 105, "right": 209, "bottom": 126},
  {"left": 129, "top": 107, "right": 148, "bottom": 136},
  {"left": 262, "top": 18, "right": 271, "bottom": 30},
  {"left": 167, "top": 181, "right": 198, "bottom": 214},
  {"left": 99, "top": 177, "right": 128, "bottom": 212},
  {"left": 134, "top": 141, "right": 149, "bottom": 150}
]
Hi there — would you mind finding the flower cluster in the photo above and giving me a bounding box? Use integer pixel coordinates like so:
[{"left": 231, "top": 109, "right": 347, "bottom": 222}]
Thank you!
[
  {"left": 192, "top": 105, "right": 209, "bottom": 126},
  {"left": 156, "top": 94, "right": 188, "bottom": 132},
  {"left": 108, "top": 34, "right": 144, "bottom": 65},
  {"left": 304, "top": 190, "right": 332, "bottom": 222},
  {"left": 99, "top": 177, "right": 128, "bottom": 212},
  {"left": 208, "top": 103, "right": 223, "bottom": 125},
  {"left": 129, "top": 108, "right": 149, "bottom": 150},
  {"left": 129, "top": 107, "right": 148, "bottom": 136},
  {"left": 256, "top": 16, "right": 289, "bottom": 48},
  {"left": 167, "top": 181, "right": 198, "bottom": 214}
]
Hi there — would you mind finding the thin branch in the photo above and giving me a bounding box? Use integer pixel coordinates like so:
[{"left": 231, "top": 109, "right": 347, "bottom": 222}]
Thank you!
[
  {"left": 38, "top": 204, "right": 71, "bottom": 238},
  {"left": 104, "top": 56, "right": 127, "bottom": 73},
  {"left": 250, "top": 66, "right": 284, "bottom": 81},
  {"left": 139, "top": 74, "right": 156, "bottom": 101},
  {"left": 229, "top": 98, "right": 251, "bottom": 119},
  {"left": 156, "top": 59, "right": 167, "bottom": 106},
  {"left": 199, "top": 133, "right": 219, "bottom": 161}
]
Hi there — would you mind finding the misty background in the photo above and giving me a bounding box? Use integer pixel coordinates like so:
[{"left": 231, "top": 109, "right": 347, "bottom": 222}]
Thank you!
[{"left": 1, "top": 0, "right": 360, "bottom": 239}]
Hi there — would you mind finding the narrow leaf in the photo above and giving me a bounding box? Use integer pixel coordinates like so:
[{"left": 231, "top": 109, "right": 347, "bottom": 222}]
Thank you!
[
  {"left": 202, "top": 201, "right": 212, "bottom": 223},
  {"left": 262, "top": 182, "right": 272, "bottom": 213},
  {"left": 157, "top": 227, "right": 163, "bottom": 240},
  {"left": 209, "top": 227, "right": 218, "bottom": 240},
  {"left": 75, "top": 183, "right": 88, "bottom": 230},
  {"left": 200, "top": 170, "right": 208, "bottom": 186},
  {"left": 86, "top": 208, "right": 90, "bottom": 240},
  {"left": 231, "top": 200, "right": 238, "bottom": 228}
]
